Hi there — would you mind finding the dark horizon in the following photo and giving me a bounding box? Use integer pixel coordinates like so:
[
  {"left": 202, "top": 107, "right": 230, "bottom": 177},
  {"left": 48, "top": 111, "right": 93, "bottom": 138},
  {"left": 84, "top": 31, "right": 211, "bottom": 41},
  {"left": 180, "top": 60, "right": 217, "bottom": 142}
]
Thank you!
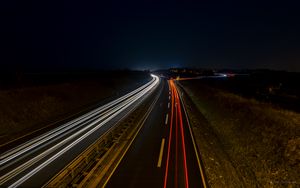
[{"left": 1, "top": 0, "right": 300, "bottom": 72}]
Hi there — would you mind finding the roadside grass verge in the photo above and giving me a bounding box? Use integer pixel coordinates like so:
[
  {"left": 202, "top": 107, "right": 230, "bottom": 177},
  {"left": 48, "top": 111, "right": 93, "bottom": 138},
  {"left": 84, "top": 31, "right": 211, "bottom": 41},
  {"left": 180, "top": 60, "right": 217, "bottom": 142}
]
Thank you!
[
  {"left": 0, "top": 72, "right": 150, "bottom": 146},
  {"left": 180, "top": 80, "right": 300, "bottom": 188}
]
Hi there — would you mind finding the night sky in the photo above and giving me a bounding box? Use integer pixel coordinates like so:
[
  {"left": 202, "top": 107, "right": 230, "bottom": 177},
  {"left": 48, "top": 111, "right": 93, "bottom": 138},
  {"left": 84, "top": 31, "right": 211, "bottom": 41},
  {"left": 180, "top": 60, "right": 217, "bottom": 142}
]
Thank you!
[{"left": 2, "top": 0, "right": 300, "bottom": 71}]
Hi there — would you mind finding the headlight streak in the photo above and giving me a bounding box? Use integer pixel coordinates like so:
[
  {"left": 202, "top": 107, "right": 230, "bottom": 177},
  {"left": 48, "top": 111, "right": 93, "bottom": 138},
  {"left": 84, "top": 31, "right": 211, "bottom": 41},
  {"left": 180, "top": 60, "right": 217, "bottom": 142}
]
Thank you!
[
  {"left": 1, "top": 76, "right": 155, "bottom": 166},
  {"left": 0, "top": 75, "right": 159, "bottom": 187}
]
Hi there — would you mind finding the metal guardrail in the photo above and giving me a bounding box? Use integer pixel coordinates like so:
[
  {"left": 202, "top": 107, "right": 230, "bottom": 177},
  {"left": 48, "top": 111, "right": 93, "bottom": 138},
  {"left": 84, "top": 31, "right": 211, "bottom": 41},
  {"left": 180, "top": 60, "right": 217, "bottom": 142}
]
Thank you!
[
  {"left": 45, "top": 114, "right": 137, "bottom": 187},
  {"left": 0, "top": 75, "right": 159, "bottom": 188},
  {"left": 45, "top": 81, "right": 161, "bottom": 188}
]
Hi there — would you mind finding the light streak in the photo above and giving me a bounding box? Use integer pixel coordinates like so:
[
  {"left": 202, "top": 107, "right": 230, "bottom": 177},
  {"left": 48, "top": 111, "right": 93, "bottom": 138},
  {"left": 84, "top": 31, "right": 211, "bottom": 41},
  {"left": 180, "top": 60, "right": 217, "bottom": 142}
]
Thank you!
[
  {"left": 164, "top": 79, "right": 189, "bottom": 188},
  {"left": 0, "top": 75, "right": 160, "bottom": 187},
  {"left": 176, "top": 88, "right": 189, "bottom": 188}
]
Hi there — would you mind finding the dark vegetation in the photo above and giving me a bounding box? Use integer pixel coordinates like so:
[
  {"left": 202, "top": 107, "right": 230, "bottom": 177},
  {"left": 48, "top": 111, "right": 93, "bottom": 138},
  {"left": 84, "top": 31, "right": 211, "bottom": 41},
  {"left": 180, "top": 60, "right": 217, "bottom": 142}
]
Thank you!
[
  {"left": 198, "top": 70, "right": 300, "bottom": 113},
  {"left": 0, "top": 70, "right": 150, "bottom": 149},
  {"left": 180, "top": 79, "right": 300, "bottom": 187},
  {"left": 159, "top": 68, "right": 300, "bottom": 112}
]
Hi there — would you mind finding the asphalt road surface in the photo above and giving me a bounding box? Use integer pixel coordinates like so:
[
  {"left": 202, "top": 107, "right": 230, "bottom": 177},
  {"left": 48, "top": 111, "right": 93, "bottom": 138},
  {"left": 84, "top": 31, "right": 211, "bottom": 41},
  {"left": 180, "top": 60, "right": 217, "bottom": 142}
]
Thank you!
[
  {"left": 0, "top": 75, "right": 160, "bottom": 187},
  {"left": 106, "top": 79, "right": 207, "bottom": 188}
]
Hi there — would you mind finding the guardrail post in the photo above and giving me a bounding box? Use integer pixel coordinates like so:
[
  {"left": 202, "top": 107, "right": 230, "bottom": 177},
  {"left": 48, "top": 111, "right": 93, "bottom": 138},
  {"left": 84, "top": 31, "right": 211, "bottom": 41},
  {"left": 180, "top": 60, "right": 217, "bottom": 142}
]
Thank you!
[{"left": 69, "top": 168, "right": 75, "bottom": 179}]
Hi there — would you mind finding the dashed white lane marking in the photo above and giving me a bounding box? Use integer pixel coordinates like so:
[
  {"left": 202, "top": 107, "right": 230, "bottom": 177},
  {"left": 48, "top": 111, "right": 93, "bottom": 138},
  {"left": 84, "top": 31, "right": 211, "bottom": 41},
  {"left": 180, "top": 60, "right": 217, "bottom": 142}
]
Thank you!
[
  {"left": 168, "top": 102, "right": 170, "bottom": 109},
  {"left": 165, "top": 114, "right": 169, "bottom": 125},
  {"left": 157, "top": 138, "right": 165, "bottom": 167}
]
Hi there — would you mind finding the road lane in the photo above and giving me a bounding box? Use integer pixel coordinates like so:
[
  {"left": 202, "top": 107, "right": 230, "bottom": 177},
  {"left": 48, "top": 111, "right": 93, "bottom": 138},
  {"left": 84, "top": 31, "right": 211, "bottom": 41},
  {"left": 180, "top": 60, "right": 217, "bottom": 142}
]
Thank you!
[
  {"left": 165, "top": 79, "right": 206, "bottom": 188},
  {"left": 105, "top": 79, "right": 169, "bottom": 187},
  {"left": 106, "top": 79, "right": 206, "bottom": 188},
  {"left": 0, "top": 75, "right": 160, "bottom": 187}
]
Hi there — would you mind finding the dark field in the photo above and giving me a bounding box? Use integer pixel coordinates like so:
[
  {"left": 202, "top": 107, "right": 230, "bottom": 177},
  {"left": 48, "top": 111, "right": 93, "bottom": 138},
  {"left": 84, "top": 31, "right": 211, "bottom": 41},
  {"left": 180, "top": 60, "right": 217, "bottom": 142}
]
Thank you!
[
  {"left": 197, "top": 70, "right": 300, "bottom": 112},
  {"left": 179, "top": 78, "right": 300, "bottom": 187},
  {"left": 0, "top": 71, "right": 150, "bottom": 149}
]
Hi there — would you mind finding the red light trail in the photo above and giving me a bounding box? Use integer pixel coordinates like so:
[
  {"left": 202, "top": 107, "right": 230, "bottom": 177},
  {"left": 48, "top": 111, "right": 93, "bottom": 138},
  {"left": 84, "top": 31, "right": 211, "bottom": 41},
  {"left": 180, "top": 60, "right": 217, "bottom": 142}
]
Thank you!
[{"left": 164, "top": 80, "right": 189, "bottom": 188}]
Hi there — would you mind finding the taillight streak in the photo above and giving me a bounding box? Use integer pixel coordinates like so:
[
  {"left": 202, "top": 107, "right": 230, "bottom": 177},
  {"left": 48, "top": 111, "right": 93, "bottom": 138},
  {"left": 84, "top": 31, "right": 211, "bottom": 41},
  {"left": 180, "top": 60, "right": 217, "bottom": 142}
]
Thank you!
[
  {"left": 164, "top": 80, "right": 189, "bottom": 188},
  {"left": 175, "top": 87, "right": 189, "bottom": 188}
]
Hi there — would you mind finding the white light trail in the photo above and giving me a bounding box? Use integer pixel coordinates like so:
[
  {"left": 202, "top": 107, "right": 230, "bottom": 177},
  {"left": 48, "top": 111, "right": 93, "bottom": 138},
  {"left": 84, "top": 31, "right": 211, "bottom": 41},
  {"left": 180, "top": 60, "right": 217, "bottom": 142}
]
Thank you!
[{"left": 0, "top": 74, "right": 160, "bottom": 187}]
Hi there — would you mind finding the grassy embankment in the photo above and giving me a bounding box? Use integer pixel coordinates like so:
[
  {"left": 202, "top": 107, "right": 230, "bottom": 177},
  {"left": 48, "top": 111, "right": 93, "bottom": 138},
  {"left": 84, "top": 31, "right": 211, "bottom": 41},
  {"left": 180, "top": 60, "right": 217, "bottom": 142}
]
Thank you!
[
  {"left": 179, "top": 80, "right": 300, "bottom": 188},
  {"left": 0, "top": 71, "right": 150, "bottom": 147}
]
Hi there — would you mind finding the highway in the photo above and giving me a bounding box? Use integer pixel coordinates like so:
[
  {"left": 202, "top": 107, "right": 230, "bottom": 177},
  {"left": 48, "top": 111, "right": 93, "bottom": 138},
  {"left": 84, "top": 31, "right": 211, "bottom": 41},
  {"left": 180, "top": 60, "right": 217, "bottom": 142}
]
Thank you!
[
  {"left": 0, "top": 74, "right": 160, "bottom": 187},
  {"left": 105, "top": 79, "right": 207, "bottom": 188}
]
